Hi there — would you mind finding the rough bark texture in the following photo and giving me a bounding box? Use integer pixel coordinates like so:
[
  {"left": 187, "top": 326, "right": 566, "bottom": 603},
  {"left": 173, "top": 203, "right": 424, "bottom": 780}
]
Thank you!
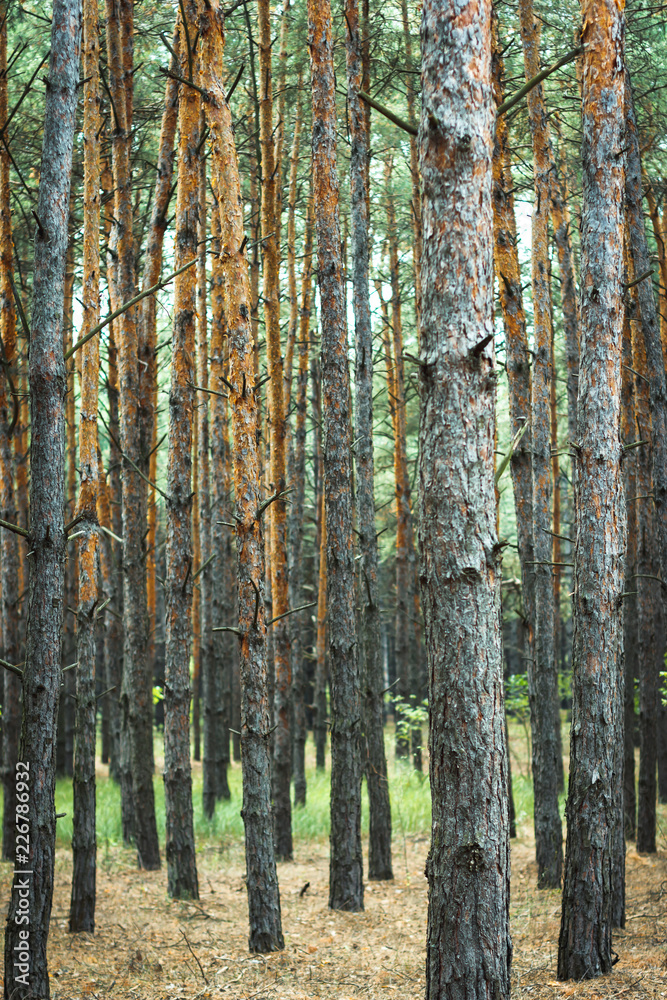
[
  {"left": 308, "top": 0, "right": 363, "bottom": 912},
  {"left": 518, "top": 0, "right": 563, "bottom": 890},
  {"left": 419, "top": 2, "right": 511, "bottom": 997},
  {"left": 3, "top": 2, "right": 82, "bottom": 995},
  {"left": 346, "top": 0, "right": 392, "bottom": 882},
  {"left": 106, "top": 0, "right": 160, "bottom": 870},
  {"left": 625, "top": 76, "right": 667, "bottom": 853},
  {"left": 557, "top": 0, "right": 626, "bottom": 979},
  {"left": 163, "top": 7, "right": 200, "bottom": 901},
  {"left": 200, "top": 0, "right": 284, "bottom": 952},
  {"left": 69, "top": 0, "right": 101, "bottom": 932},
  {"left": 257, "top": 0, "right": 292, "bottom": 863},
  {"left": 400, "top": 0, "right": 422, "bottom": 322}
]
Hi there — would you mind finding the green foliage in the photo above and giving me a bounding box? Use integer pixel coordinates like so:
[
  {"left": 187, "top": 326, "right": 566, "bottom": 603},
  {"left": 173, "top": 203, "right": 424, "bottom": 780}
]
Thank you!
[{"left": 393, "top": 695, "right": 428, "bottom": 748}]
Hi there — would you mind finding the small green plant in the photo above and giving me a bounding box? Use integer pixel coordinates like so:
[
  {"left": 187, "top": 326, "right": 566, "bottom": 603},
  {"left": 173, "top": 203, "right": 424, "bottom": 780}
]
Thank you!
[
  {"left": 152, "top": 685, "right": 164, "bottom": 706},
  {"left": 505, "top": 673, "right": 531, "bottom": 777},
  {"left": 393, "top": 695, "right": 428, "bottom": 751}
]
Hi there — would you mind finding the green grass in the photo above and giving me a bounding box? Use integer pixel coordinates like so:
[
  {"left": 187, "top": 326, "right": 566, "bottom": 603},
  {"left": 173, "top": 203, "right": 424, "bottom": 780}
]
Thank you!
[{"left": 52, "top": 728, "right": 434, "bottom": 851}]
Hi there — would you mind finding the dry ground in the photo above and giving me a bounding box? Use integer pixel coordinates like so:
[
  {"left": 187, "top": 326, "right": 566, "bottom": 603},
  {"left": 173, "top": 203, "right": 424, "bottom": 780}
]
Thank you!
[
  {"left": 2, "top": 733, "right": 667, "bottom": 999},
  {"left": 1, "top": 816, "right": 666, "bottom": 999}
]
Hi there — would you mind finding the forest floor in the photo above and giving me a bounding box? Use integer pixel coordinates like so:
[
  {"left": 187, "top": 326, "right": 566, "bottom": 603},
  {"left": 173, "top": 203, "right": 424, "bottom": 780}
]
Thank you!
[{"left": 1, "top": 728, "right": 666, "bottom": 999}]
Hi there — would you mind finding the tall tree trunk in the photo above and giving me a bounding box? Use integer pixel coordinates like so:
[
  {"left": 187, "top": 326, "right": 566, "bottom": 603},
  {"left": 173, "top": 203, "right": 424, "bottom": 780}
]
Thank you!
[
  {"left": 141, "top": 26, "right": 179, "bottom": 689},
  {"left": 627, "top": 243, "right": 659, "bottom": 855},
  {"left": 288, "top": 197, "right": 313, "bottom": 808},
  {"left": 163, "top": 6, "right": 200, "bottom": 901},
  {"left": 69, "top": 0, "right": 101, "bottom": 932},
  {"left": 314, "top": 483, "right": 327, "bottom": 770},
  {"left": 518, "top": 0, "right": 563, "bottom": 890},
  {"left": 209, "top": 198, "right": 232, "bottom": 806},
  {"left": 257, "top": 0, "right": 292, "bottom": 862},
  {"left": 419, "top": 1, "right": 511, "bottom": 995},
  {"left": 346, "top": 0, "right": 392, "bottom": 881},
  {"left": 625, "top": 76, "right": 667, "bottom": 849},
  {"left": 0, "top": 0, "right": 20, "bottom": 865},
  {"left": 200, "top": 0, "right": 284, "bottom": 951},
  {"left": 621, "top": 293, "right": 638, "bottom": 841},
  {"left": 106, "top": 0, "right": 160, "bottom": 870},
  {"left": 308, "top": 0, "right": 363, "bottom": 911},
  {"left": 557, "top": 0, "right": 626, "bottom": 978},
  {"left": 644, "top": 177, "right": 667, "bottom": 365},
  {"left": 385, "top": 160, "right": 421, "bottom": 769},
  {"left": 3, "top": 2, "right": 82, "bottom": 994}
]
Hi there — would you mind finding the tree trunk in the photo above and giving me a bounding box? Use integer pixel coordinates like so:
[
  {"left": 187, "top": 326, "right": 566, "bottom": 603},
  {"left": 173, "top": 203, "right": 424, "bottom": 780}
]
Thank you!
[
  {"left": 209, "top": 198, "right": 232, "bottom": 805},
  {"left": 288, "top": 197, "right": 313, "bottom": 808},
  {"left": 69, "top": 0, "right": 101, "bottom": 932},
  {"left": 557, "top": 0, "right": 626, "bottom": 978},
  {"left": 200, "top": 0, "right": 284, "bottom": 951},
  {"left": 621, "top": 296, "right": 638, "bottom": 842},
  {"left": 163, "top": 6, "right": 200, "bottom": 901},
  {"left": 140, "top": 25, "right": 180, "bottom": 691},
  {"left": 625, "top": 76, "right": 667, "bottom": 851},
  {"left": 3, "top": 2, "right": 82, "bottom": 994},
  {"left": 346, "top": 0, "right": 392, "bottom": 882},
  {"left": 314, "top": 484, "right": 328, "bottom": 770},
  {"left": 257, "top": 0, "right": 292, "bottom": 863},
  {"left": 0, "top": 0, "right": 20, "bottom": 866},
  {"left": 518, "top": 0, "right": 563, "bottom": 890},
  {"left": 419, "top": 2, "right": 511, "bottom": 996},
  {"left": 399, "top": 0, "right": 421, "bottom": 323},
  {"left": 106, "top": 0, "right": 160, "bottom": 870},
  {"left": 308, "top": 0, "right": 363, "bottom": 911},
  {"left": 627, "top": 242, "right": 659, "bottom": 855}
]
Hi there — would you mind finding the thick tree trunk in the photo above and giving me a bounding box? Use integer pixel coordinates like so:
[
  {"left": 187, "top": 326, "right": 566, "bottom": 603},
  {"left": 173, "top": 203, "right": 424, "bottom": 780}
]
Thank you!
[
  {"left": 200, "top": 0, "right": 284, "bottom": 951},
  {"left": 518, "top": 0, "right": 563, "bottom": 890},
  {"left": 3, "top": 2, "right": 82, "bottom": 994},
  {"left": 163, "top": 8, "right": 200, "bottom": 901},
  {"left": 419, "top": 2, "right": 511, "bottom": 996},
  {"left": 106, "top": 0, "right": 160, "bottom": 870},
  {"left": 308, "top": 0, "right": 362, "bottom": 911},
  {"left": 557, "top": 0, "right": 626, "bottom": 979},
  {"left": 346, "top": 0, "right": 392, "bottom": 882},
  {"left": 69, "top": 0, "right": 101, "bottom": 932}
]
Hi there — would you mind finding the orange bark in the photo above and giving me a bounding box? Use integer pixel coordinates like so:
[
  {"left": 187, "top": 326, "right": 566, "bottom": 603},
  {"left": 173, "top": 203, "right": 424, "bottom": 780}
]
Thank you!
[{"left": 199, "top": 0, "right": 283, "bottom": 950}]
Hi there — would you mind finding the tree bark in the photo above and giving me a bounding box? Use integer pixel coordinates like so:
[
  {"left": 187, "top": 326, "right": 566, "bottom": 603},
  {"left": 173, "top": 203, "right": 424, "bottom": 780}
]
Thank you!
[
  {"left": 106, "top": 0, "right": 160, "bottom": 870},
  {"left": 419, "top": 2, "right": 511, "bottom": 996},
  {"left": 625, "top": 76, "right": 667, "bottom": 851},
  {"left": 557, "top": 0, "right": 626, "bottom": 978},
  {"left": 308, "top": 0, "right": 363, "bottom": 912},
  {"left": 200, "top": 0, "right": 284, "bottom": 951},
  {"left": 346, "top": 0, "right": 392, "bottom": 881},
  {"left": 0, "top": 0, "right": 20, "bottom": 866},
  {"left": 288, "top": 197, "right": 313, "bottom": 808},
  {"left": 69, "top": 0, "right": 101, "bottom": 932},
  {"left": 518, "top": 0, "right": 563, "bottom": 890},
  {"left": 163, "top": 6, "right": 200, "bottom": 901},
  {"left": 3, "top": 1, "right": 82, "bottom": 994},
  {"left": 621, "top": 294, "right": 638, "bottom": 842},
  {"left": 209, "top": 197, "right": 232, "bottom": 805}
]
